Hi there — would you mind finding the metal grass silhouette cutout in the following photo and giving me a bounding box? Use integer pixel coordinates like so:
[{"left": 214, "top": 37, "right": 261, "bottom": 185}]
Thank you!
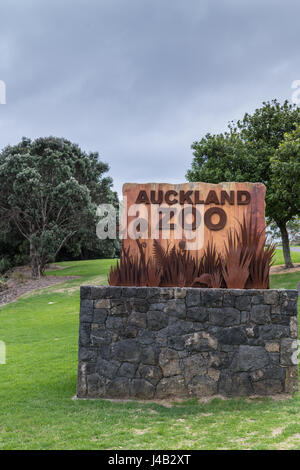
[{"left": 108, "top": 217, "right": 275, "bottom": 289}]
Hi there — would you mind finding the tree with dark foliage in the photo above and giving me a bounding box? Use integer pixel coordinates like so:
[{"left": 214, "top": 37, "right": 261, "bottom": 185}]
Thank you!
[
  {"left": 187, "top": 100, "right": 300, "bottom": 268},
  {"left": 0, "top": 136, "right": 118, "bottom": 278}
]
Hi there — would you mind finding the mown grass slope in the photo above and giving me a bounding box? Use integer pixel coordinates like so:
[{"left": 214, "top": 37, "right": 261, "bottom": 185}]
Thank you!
[{"left": 0, "top": 259, "right": 299, "bottom": 450}]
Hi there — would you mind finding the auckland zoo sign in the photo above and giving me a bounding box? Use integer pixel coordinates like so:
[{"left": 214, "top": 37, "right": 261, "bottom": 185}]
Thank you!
[
  {"left": 78, "top": 184, "right": 298, "bottom": 402},
  {"left": 121, "top": 182, "right": 265, "bottom": 260},
  {"left": 97, "top": 182, "right": 272, "bottom": 289}
]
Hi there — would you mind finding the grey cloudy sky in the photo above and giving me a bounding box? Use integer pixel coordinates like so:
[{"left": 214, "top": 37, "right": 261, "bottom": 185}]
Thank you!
[{"left": 0, "top": 0, "right": 299, "bottom": 196}]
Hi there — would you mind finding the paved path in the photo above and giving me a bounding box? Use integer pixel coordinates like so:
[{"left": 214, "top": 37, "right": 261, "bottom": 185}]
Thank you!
[{"left": 278, "top": 246, "right": 300, "bottom": 253}]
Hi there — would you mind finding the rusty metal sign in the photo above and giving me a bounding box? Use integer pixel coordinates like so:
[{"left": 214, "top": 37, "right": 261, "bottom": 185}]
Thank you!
[{"left": 109, "top": 182, "right": 273, "bottom": 289}]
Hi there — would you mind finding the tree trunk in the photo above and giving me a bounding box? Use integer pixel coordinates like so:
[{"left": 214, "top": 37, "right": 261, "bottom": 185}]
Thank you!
[
  {"left": 279, "top": 223, "right": 294, "bottom": 269},
  {"left": 30, "top": 242, "right": 41, "bottom": 279}
]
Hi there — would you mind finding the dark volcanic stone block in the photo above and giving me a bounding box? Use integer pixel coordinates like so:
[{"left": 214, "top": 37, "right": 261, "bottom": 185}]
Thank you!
[
  {"left": 130, "top": 379, "right": 155, "bottom": 399},
  {"left": 93, "top": 308, "right": 108, "bottom": 324},
  {"left": 140, "top": 345, "right": 160, "bottom": 365},
  {"left": 77, "top": 286, "right": 298, "bottom": 399},
  {"left": 235, "top": 296, "right": 251, "bottom": 311},
  {"left": 259, "top": 324, "right": 290, "bottom": 340},
  {"left": 138, "top": 365, "right": 162, "bottom": 386},
  {"left": 280, "top": 338, "right": 298, "bottom": 366},
  {"left": 238, "top": 345, "right": 269, "bottom": 371},
  {"left": 209, "top": 308, "right": 240, "bottom": 326},
  {"left": 96, "top": 358, "right": 120, "bottom": 379},
  {"left": 156, "top": 376, "right": 186, "bottom": 398},
  {"left": 164, "top": 299, "right": 186, "bottom": 319},
  {"left": 188, "top": 375, "right": 218, "bottom": 397},
  {"left": 118, "top": 362, "right": 137, "bottom": 377},
  {"left": 147, "top": 310, "right": 169, "bottom": 331},
  {"left": 112, "top": 339, "right": 141, "bottom": 363},
  {"left": 90, "top": 286, "right": 110, "bottom": 299},
  {"left": 252, "top": 379, "right": 283, "bottom": 395},
  {"left": 80, "top": 286, "right": 91, "bottom": 300},
  {"left": 217, "top": 326, "right": 248, "bottom": 345},
  {"left": 186, "top": 289, "right": 201, "bottom": 307},
  {"left": 80, "top": 307, "right": 93, "bottom": 323},
  {"left": 106, "top": 377, "right": 131, "bottom": 398},
  {"left": 186, "top": 306, "right": 208, "bottom": 322},
  {"left": 79, "top": 323, "right": 91, "bottom": 347},
  {"left": 250, "top": 304, "right": 271, "bottom": 324},
  {"left": 202, "top": 289, "right": 223, "bottom": 307}
]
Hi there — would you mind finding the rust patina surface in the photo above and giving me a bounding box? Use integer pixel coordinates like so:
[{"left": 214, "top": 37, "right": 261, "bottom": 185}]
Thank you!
[{"left": 122, "top": 182, "right": 266, "bottom": 262}]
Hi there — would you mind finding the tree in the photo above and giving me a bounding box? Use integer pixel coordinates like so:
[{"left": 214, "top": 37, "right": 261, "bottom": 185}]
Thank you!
[
  {"left": 288, "top": 216, "right": 300, "bottom": 244},
  {"left": 186, "top": 100, "right": 300, "bottom": 268},
  {"left": 57, "top": 225, "right": 120, "bottom": 261},
  {"left": 0, "top": 220, "right": 29, "bottom": 273},
  {"left": 0, "top": 136, "right": 118, "bottom": 278},
  {"left": 270, "top": 125, "right": 300, "bottom": 262},
  {"left": 266, "top": 217, "right": 300, "bottom": 245}
]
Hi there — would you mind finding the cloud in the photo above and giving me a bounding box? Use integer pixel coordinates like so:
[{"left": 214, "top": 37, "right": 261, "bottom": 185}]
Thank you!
[{"left": 0, "top": 0, "right": 299, "bottom": 195}]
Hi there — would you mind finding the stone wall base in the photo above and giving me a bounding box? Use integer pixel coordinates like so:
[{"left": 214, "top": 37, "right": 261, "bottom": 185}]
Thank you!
[{"left": 77, "top": 286, "right": 298, "bottom": 399}]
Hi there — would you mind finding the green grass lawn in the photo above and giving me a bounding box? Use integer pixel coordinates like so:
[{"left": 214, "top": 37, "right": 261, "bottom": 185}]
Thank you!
[
  {"left": 0, "top": 259, "right": 299, "bottom": 450},
  {"left": 273, "top": 248, "right": 300, "bottom": 266}
]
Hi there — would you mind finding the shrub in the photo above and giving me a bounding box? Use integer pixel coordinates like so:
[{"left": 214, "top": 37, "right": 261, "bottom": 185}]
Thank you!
[{"left": 0, "top": 257, "right": 11, "bottom": 274}]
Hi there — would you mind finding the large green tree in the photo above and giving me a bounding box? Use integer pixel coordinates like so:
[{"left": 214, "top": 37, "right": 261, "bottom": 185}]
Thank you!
[
  {"left": 186, "top": 100, "right": 300, "bottom": 268},
  {"left": 0, "top": 136, "right": 118, "bottom": 277},
  {"left": 269, "top": 125, "right": 300, "bottom": 262},
  {"left": 266, "top": 216, "right": 300, "bottom": 245}
]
